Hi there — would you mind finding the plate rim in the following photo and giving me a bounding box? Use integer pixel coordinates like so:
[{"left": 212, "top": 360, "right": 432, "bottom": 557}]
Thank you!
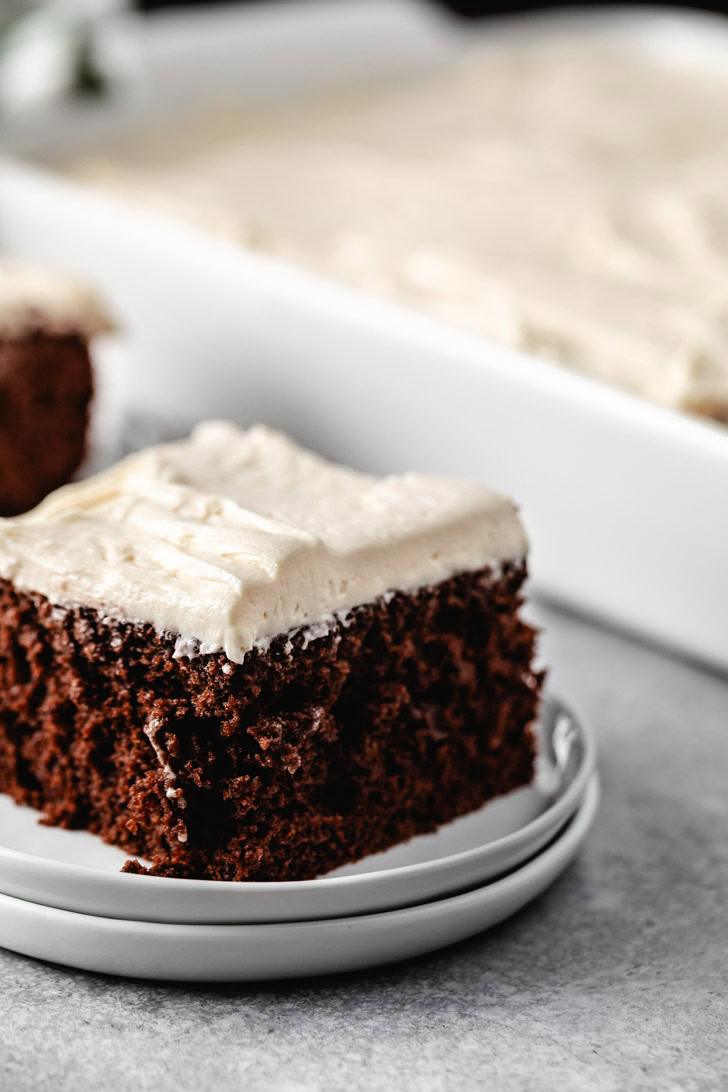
[{"left": 0, "top": 774, "right": 600, "bottom": 938}]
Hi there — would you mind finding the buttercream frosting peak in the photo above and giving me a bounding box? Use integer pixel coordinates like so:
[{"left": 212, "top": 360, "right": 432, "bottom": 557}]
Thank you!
[
  {"left": 0, "top": 422, "right": 527, "bottom": 661},
  {"left": 0, "top": 260, "right": 113, "bottom": 339}
]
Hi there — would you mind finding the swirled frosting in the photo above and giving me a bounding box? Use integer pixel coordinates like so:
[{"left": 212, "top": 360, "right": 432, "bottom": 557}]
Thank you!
[
  {"left": 0, "top": 260, "right": 113, "bottom": 339},
  {"left": 0, "top": 422, "right": 527, "bottom": 661}
]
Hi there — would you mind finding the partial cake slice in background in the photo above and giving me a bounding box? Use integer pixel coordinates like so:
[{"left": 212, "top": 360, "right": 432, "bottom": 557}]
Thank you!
[
  {"left": 0, "top": 422, "right": 542, "bottom": 881},
  {"left": 0, "top": 261, "right": 112, "bottom": 516}
]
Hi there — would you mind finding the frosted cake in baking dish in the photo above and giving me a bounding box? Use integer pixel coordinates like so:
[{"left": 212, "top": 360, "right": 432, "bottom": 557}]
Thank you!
[{"left": 70, "top": 35, "right": 728, "bottom": 422}]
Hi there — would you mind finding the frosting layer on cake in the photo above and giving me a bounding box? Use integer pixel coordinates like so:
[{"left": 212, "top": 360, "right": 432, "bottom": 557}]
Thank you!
[
  {"left": 0, "top": 261, "right": 113, "bottom": 338},
  {"left": 0, "top": 422, "right": 527, "bottom": 661},
  {"left": 69, "top": 36, "right": 728, "bottom": 419}
]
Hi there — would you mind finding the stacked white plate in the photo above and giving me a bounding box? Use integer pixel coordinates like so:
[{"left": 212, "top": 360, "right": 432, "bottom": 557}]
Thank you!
[{"left": 0, "top": 696, "right": 597, "bottom": 981}]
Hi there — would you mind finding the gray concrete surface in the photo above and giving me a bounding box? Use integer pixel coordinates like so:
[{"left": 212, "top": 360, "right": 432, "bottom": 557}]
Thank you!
[{"left": 0, "top": 603, "right": 726, "bottom": 1092}]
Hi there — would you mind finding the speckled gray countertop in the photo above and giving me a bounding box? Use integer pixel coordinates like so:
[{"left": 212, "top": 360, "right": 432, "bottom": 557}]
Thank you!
[{"left": 0, "top": 602, "right": 726, "bottom": 1092}]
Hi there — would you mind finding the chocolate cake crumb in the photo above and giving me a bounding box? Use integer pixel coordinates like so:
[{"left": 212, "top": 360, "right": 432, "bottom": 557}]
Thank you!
[
  {"left": 0, "top": 331, "right": 93, "bottom": 515},
  {"left": 0, "top": 563, "right": 541, "bottom": 881}
]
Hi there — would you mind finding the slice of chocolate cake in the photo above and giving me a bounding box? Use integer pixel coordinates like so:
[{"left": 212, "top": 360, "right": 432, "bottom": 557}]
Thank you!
[
  {"left": 0, "top": 423, "right": 542, "bottom": 881},
  {"left": 0, "top": 261, "right": 112, "bottom": 516}
]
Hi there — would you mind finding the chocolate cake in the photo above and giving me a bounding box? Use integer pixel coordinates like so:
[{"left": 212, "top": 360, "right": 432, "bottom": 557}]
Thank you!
[
  {"left": 0, "top": 261, "right": 112, "bottom": 516},
  {"left": 0, "top": 423, "right": 542, "bottom": 881}
]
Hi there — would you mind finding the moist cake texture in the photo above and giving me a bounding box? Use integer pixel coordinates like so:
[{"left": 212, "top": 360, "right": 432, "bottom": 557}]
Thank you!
[
  {"left": 0, "top": 262, "right": 112, "bottom": 515},
  {"left": 0, "top": 423, "right": 541, "bottom": 880}
]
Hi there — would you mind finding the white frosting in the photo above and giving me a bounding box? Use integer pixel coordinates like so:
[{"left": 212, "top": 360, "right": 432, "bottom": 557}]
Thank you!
[
  {"left": 0, "top": 422, "right": 526, "bottom": 662},
  {"left": 0, "top": 260, "right": 113, "bottom": 339},
  {"left": 70, "top": 37, "right": 728, "bottom": 419}
]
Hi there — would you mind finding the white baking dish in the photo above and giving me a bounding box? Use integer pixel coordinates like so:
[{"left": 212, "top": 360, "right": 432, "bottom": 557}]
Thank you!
[{"left": 1, "top": 1, "right": 727, "bottom": 672}]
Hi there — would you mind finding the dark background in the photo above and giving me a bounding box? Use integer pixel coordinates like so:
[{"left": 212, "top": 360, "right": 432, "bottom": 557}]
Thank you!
[
  {"left": 441, "top": 0, "right": 726, "bottom": 14},
  {"left": 133, "top": 0, "right": 728, "bottom": 17}
]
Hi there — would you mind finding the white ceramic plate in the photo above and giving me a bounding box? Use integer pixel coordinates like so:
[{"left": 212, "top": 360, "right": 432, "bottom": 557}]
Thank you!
[
  {"left": 0, "top": 697, "right": 594, "bottom": 924},
  {"left": 0, "top": 775, "right": 599, "bottom": 981}
]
